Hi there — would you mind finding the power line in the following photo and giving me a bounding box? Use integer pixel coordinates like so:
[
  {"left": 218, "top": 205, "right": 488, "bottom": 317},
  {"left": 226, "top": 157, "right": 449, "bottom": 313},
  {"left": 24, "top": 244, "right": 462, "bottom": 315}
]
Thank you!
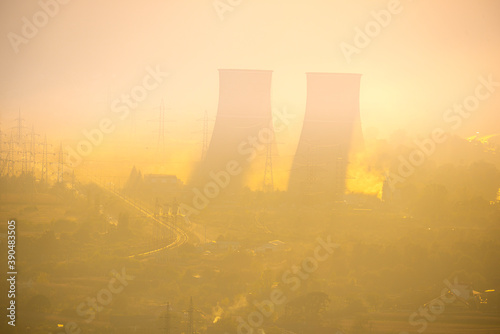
[
  {"left": 148, "top": 99, "right": 175, "bottom": 153},
  {"left": 5, "top": 133, "right": 14, "bottom": 176},
  {"left": 57, "top": 142, "right": 64, "bottom": 183},
  {"left": 13, "top": 109, "right": 27, "bottom": 145},
  {"left": 162, "top": 302, "right": 171, "bottom": 334},
  {"left": 187, "top": 297, "right": 194, "bottom": 334}
]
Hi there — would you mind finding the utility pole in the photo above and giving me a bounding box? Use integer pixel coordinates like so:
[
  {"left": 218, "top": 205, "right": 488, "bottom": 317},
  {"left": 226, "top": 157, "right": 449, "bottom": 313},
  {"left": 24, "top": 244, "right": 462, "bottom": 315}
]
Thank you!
[
  {"left": 22, "top": 141, "right": 28, "bottom": 174},
  {"left": 41, "top": 135, "right": 49, "bottom": 184},
  {"left": 154, "top": 197, "right": 161, "bottom": 248},
  {"left": 164, "top": 302, "right": 171, "bottom": 334},
  {"left": 154, "top": 197, "right": 160, "bottom": 218},
  {"left": 29, "top": 125, "right": 38, "bottom": 176},
  {"left": 187, "top": 297, "right": 194, "bottom": 334},
  {"left": 171, "top": 198, "right": 179, "bottom": 237},
  {"left": 148, "top": 99, "right": 174, "bottom": 154}
]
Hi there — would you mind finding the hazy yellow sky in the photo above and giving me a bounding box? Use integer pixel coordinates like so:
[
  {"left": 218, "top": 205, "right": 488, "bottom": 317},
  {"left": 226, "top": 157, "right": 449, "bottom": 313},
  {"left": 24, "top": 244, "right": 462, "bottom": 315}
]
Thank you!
[{"left": 1, "top": 0, "right": 499, "bottom": 179}]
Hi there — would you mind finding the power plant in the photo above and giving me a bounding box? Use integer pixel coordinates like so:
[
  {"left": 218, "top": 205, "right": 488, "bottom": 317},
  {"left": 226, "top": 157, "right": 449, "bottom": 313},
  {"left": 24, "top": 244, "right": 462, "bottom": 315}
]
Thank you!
[
  {"left": 2, "top": 70, "right": 363, "bottom": 202},
  {"left": 189, "top": 70, "right": 363, "bottom": 200},
  {"left": 190, "top": 69, "right": 274, "bottom": 189},
  {"left": 288, "top": 72, "right": 363, "bottom": 199}
]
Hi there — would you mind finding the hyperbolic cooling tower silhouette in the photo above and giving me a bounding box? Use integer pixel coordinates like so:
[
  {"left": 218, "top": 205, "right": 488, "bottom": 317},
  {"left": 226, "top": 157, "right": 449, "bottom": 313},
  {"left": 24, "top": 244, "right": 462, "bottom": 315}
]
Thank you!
[
  {"left": 191, "top": 69, "right": 273, "bottom": 188},
  {"left": 288, "top": 73, "right": 363, "bottom": 198}
]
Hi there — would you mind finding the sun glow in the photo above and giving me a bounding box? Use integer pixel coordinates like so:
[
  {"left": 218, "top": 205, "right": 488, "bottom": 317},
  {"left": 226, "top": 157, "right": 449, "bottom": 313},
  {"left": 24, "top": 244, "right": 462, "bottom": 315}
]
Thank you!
[{"left": 346, "top": 151, "right": 385, "bottom": 199}]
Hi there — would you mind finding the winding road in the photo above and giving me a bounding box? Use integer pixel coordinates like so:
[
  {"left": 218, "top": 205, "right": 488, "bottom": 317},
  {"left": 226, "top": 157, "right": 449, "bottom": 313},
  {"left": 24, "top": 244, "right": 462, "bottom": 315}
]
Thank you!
[{"left": 92, "top": 179, "right": 189, "bottom": 258}]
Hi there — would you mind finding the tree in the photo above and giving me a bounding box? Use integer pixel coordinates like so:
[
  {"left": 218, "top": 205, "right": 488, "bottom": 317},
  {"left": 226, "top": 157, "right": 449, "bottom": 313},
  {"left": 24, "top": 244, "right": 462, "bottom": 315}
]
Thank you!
[{"left": 285, "top": 292, "right": 330, "bottom": 324}]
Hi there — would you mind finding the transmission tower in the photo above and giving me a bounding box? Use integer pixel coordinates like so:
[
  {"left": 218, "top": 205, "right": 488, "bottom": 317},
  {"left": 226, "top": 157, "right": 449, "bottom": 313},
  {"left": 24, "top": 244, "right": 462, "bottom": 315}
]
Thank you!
[
  {"left": 14, "top": 109, "right": 26, "bottom": 145},
  {"left": 41, "top": 135, "right": 49, "bottom": 183},
  {"left": 57, "top": 142, "right": 64, "bottom": 183},
  {"left": 334, "top": 145, "right": 346, "bottom": 197},
  {"left": 191, "top": 110, "right": 214, "bottom": 162},
  {"left": 29, "top": 126, "right": 39, "bottom": 176},
  {"left": 22, "top": 141, "right": 28, "bottom": 174},
  {"left": 147, "top": 99, "right": 175, "bottom": 154}
]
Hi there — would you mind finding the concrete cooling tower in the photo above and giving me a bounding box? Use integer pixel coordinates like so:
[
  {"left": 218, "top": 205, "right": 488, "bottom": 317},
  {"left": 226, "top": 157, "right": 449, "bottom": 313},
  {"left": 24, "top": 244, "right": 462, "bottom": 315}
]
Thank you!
[
  {"left": 190, "top": 69, "right": 274, "bottom": 190},
  {"left": 288, "top": 72, "right": 363, "bottom": 199}
]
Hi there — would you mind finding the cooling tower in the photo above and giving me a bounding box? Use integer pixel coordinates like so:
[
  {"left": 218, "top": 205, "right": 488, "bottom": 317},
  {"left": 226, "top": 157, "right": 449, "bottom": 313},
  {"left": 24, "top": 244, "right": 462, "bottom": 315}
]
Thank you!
[
  {"left": 288, "top": 73, "right": 363, "bottom": 199},
  {"left": 190, "top": 69, "right": 273, "bottom": 189}
]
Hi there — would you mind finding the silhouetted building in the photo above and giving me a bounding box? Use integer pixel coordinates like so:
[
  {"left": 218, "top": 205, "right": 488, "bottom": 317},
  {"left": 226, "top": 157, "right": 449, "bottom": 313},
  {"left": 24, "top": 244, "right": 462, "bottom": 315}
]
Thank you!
[
  {"left": 190, "top": 69, "right": 274, "bottom": 190},
  {"left": 288, "top": 73, "right": 363, "bottom": 200}
]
